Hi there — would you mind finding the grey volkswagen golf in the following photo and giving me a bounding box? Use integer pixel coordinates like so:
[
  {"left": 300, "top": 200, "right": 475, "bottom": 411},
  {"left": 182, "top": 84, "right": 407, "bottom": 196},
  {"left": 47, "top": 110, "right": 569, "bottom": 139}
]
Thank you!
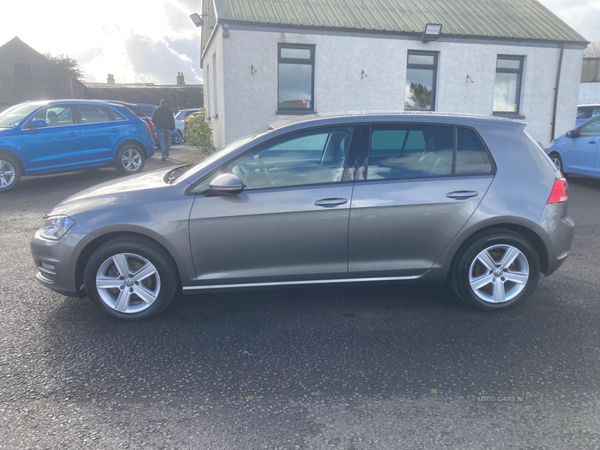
[{"left": 31, "top": 113, "right": 574, "bottom": 320}]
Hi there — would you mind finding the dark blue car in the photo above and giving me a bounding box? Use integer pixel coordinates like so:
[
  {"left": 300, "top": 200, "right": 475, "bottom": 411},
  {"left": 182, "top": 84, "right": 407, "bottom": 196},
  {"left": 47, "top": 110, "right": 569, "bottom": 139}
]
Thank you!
[{"left": 0, "top": 100, "right": 155, "bottom": 192}]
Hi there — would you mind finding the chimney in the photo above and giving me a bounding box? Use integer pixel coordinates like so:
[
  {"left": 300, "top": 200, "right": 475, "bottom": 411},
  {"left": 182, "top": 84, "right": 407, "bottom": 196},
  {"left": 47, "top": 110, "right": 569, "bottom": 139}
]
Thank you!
[
  {"left": 176, "top": 72, "right": 185, "bottom": 85},
  {"left": 107, "top": 74, "right": 115, "bottom": 84}
]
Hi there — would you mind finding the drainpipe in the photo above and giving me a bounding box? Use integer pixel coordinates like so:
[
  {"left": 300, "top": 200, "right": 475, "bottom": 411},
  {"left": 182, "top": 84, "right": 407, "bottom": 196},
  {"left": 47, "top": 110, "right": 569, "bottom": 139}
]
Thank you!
[{"left": 551, "top": 43, "right": 565, "bottom": 142}]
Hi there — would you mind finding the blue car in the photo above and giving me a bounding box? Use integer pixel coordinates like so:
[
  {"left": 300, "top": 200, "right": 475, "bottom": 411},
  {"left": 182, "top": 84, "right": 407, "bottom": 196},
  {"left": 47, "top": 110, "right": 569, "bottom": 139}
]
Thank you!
[
  {"left": 576, "top": 104, "right": 600, "bottom": 128},
  {"left": 0, "top": 100, "right": 155, "bottom": 192},
  {"left": 548, "top": 115, "right": 600, "bottom": 179}
]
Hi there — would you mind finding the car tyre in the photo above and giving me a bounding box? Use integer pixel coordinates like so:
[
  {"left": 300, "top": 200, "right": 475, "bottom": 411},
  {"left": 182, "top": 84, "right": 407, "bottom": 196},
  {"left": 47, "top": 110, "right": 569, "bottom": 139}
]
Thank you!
[
  {"left": 0, "top": 155, "right": 22, "bottom": 193},
  {"left": 172, "top": 130, "right": 182, "bottom": 145},
  {"left": 84, "top": 237, "right": 179, "bottom": 320},
  {"left": 115, "top": 144, "right": 145, "bottom": 175},
  {"left": 549, "top": 152, "right": 566, "bottom": 176},
  {"left": 452, "top": 229, "right": 540, "bottom": 311}
]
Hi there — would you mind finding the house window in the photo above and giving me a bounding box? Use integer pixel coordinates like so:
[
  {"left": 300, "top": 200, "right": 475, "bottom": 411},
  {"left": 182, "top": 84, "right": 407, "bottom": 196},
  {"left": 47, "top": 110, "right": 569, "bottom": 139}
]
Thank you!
[
  {"left": 212, "top": 54, "right": 218, "bottom": 117},
  {"left": 405, "top": 51, "right": 438, "bottom": 111},
  {"left": 14, "top": 63, "right": 31, "bottom": 82},
  {"left": 277, "top": 44, "right": 315, "bottom": 114},
  {"left": 493, "top": 56, "right": 524, "bottom": 114}
]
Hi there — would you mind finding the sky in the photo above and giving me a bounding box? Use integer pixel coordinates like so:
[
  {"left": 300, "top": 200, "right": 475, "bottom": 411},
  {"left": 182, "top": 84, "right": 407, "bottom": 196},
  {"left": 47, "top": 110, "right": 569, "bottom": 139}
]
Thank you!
[{"left": 0, "top": 0, "right": 598, "bottom": 85}]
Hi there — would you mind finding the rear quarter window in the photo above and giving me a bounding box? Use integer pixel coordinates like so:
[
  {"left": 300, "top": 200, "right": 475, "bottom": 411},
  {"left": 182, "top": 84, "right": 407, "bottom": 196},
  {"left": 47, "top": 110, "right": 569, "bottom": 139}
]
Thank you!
[{"left": 456, "top": 128, "right": 493, "bottom": 175}]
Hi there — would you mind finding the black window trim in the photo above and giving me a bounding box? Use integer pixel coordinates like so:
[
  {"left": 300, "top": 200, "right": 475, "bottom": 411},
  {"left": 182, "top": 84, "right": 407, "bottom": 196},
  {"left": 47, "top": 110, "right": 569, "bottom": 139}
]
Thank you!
[
  {"left": 493, "top": 55, "right": 525, "bottom": 117},
  {"left": 357, "top": 123, "right": 497, "bottom": 183},
  {"left": 186, "top": 123, "right": 360, "bottom": 195},
  {"left": 276, "top": 43, "right": 316, "bottom": 116},
  {"left": 405, "top": 50, "right": 438, "bottom": 112}
]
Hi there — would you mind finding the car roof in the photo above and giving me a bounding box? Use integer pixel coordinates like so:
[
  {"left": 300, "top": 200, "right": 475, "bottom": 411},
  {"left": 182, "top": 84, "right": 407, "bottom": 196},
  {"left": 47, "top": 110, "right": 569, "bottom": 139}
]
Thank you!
[
  {"left": 269, "top": 111, "right": 525, "bottom": 131},
  {"left": 578, "top": 104, "right": 600, "bottom": 108}
]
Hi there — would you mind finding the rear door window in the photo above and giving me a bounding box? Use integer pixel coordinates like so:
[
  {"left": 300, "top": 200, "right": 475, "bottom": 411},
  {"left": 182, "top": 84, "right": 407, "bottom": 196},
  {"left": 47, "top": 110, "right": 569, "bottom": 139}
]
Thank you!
[
  {"left": 367, "top": 125, "right": 453, "bottom": 179},
  {"left": 79, "top": 105, "right": 125, "bottom": 123}
]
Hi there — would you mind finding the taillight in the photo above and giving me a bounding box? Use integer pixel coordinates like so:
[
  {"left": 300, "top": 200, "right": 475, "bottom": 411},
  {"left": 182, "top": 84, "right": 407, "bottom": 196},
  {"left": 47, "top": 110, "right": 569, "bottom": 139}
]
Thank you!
[
  {"left": 144, "top": 123, "right": 151, "bottom": 132},
  {"left": 547, "top": 178, "right": 568, "bottom": 204}
]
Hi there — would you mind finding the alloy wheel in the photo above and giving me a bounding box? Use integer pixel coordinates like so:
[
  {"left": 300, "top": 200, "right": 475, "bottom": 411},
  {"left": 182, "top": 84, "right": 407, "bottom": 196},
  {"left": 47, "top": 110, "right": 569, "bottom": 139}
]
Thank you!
[
  {"left": 0, "top": 159, "right": 16, "bottom": 188},
  {"left": 96, "top": 253, "right": 161, "bottom": 314},
  {"left": 122, "top": 148, "right": 142, "bottom": 172},
  {"left": 468, "top": 244, "right": 530, "bottom": 304},
  {"left": 550, "top": 155, "right": 562, "bottom": 172}
]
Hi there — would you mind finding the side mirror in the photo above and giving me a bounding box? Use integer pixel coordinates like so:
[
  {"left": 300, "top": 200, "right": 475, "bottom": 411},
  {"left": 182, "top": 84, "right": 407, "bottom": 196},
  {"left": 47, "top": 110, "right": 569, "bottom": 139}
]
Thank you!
[
  {"left": 209, "top": 173, "right": 244, "bottom": 195},
  {"left": 31, "top": 119, "right": 47, "bottom": 128},
  {"left": 566, "top": 130, "right": 575, "bottom": 139}
]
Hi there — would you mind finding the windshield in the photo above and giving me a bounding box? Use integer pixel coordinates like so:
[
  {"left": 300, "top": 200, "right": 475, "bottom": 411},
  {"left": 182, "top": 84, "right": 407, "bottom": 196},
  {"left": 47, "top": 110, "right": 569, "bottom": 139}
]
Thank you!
[
  {"left": 0, "top": 104, "right": 41, "bottom": 128},
  {"left": 178, "top": 128, "right": 271, "bottom": 183}
]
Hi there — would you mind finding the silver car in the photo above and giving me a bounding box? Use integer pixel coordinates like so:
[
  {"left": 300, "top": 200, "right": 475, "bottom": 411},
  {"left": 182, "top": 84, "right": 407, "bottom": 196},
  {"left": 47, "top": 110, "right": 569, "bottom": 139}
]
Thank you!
[{"left": 30, "top": 114, "right": 574, "bottom": 320}]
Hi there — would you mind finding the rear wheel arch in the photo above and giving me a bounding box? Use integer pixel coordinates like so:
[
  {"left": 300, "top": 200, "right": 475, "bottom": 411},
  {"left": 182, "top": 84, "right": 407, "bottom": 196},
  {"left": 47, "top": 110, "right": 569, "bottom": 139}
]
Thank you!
[
  {"left": 117, "top": 139, "right": 147, "bottom": 158},
  {"left": 449, "top": 223, "right": 549, "bottom": 278}
]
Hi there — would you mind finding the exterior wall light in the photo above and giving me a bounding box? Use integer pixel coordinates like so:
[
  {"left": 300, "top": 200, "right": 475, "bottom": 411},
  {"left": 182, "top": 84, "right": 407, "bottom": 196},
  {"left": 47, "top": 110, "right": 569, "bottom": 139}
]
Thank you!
[
  {"left": 190, "top": 13, "right": 204, "bottom": 27},
  {"left": 223, "top": 24, "right": 230, "bottom": 38},
  {"left": 423, "top": 23, "right": 442, "bottom": 43}
]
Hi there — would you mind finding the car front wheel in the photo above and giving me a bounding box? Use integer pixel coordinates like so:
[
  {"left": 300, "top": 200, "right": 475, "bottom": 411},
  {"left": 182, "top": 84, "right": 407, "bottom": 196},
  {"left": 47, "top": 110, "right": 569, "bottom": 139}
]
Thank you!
[
  {"left": 116, "top": 144, "right": 145, "bottom": 175},
  {"left": 452, "top": 229, "right": 540, "bottom": 311},
  {"left": 172, "top": 130, "right": 183, "bottom": 145},
  {"left": 84, "top": 237, "right": 179, "bottom": 320},
  {"left": 0, "top": 155, "right": 21, "bottom": 193}
]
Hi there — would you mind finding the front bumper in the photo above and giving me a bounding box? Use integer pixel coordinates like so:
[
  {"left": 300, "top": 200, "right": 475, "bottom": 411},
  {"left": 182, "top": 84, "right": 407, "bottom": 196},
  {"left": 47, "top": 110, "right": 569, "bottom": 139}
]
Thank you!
[{"left": 30, "top": 231, "right": 91, "bottom": 298}]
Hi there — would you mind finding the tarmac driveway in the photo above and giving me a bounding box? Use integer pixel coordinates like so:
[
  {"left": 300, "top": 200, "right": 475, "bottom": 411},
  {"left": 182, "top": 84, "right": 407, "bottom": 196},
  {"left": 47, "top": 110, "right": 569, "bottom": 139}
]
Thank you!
[{"left": 0, "top": 147, "right": 599, "bottom": 449}]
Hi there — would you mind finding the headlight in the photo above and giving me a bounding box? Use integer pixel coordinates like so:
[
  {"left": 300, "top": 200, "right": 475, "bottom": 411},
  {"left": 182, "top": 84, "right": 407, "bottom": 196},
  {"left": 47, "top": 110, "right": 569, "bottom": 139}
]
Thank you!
[{"left": 38, "top": 215, "right": 76, "bottom": 240}]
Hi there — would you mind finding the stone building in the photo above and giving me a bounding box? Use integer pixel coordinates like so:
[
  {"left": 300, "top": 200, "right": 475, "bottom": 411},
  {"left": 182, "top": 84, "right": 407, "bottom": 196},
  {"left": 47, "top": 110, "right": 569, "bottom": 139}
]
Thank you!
[{"left": 0, "top": 37, "right": 86, "bottom": 111}]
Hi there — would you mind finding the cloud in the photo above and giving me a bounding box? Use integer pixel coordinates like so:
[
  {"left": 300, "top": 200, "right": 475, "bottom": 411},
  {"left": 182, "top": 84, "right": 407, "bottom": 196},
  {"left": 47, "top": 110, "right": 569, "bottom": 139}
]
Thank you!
[
  {"left": 539, "top": 0, "right": 600, "bottom": 41},
  {"left": 125, "top": 33, "right": 202, "bottom": 84}
]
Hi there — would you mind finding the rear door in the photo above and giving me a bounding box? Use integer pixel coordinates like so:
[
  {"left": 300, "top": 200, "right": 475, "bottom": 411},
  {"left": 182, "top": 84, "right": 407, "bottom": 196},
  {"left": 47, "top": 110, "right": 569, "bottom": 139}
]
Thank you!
[
  {"left": 348, "top": 123, "right": 495, "bottom": 278},
  {"left": 76, "top": 104, "right": 126, "bottom": 166},
  {"left": 21, "top": 104, "right": 83, "bottom": 173}
]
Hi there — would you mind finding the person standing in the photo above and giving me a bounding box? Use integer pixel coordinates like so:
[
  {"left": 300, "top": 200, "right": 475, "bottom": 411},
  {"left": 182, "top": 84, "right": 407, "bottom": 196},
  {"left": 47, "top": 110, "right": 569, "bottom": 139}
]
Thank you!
[{"left": 151, "top": 99, "right": 175, "bottom": 160}]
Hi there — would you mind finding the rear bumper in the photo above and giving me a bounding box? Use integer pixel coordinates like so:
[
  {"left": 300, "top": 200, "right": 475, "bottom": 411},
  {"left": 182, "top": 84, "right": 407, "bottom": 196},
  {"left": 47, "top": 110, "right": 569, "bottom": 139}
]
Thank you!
[{"left": 535, "top": 202, "right": 575, "bottom": 276}]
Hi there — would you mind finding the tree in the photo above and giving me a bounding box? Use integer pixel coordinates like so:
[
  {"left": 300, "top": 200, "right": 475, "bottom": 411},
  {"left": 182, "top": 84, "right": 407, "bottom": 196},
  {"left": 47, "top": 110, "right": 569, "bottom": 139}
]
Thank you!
[
  {"left": 44, "top": 53, "right": 83, "bottom": 79},
  {"left": 407, "top": 82, "right": 433, "bottom": 110}
]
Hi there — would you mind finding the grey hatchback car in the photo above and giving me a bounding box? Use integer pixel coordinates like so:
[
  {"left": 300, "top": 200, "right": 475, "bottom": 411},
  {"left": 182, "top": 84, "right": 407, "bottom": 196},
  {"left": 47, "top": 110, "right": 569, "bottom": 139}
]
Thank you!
[{"left": 31, "top": 113, "right": 574, "bottom": 320}]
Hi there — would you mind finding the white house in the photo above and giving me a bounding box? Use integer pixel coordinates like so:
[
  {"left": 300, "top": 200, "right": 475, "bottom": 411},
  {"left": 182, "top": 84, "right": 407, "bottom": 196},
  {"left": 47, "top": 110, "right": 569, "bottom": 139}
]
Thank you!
[{"left": 200, "top": 0, "right": 588, "bottom": 148}]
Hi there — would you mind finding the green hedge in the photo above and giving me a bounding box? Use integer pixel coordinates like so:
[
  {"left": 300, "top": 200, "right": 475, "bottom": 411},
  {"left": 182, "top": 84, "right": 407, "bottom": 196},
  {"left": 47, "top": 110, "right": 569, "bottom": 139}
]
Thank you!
[{"left": 185, "top": 109, "right": 214, "bottom": 153}]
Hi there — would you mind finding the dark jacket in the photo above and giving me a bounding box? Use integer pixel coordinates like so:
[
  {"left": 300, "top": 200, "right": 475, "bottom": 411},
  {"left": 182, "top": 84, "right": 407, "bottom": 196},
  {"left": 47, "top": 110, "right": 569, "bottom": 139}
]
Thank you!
[{"left": 152, "top": 106, "right": 175, "bottom": 130}]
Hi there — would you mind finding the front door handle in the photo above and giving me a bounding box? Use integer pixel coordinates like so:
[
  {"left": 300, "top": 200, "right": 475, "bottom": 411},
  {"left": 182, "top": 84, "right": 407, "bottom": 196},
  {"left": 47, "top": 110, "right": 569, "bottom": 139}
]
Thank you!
[
  {"left": 69, "top": 132, "right": 78, "bottom": 137},
  {"left": 447, "top": 191, "right": 478, "bottom": 200},
  {"left": 314, "top": 198, "right": 348, "bottom": 207},
  {"left": 589, "top": 140, "right": 597, "bottom": 144},
  {"left": 112, "top": 128, "right": 119, "bottom": 132}
]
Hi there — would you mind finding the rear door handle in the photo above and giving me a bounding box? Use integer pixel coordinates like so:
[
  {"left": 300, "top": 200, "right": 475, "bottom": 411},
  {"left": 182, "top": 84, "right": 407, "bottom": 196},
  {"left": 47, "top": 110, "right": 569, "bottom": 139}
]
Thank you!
[
  {"left": 112, "top": 128, "right": 119, "bottom": 132},
  {"left": 69, "top": 132, "right": 78, "bottom": 137},
  {"left": 589, "top": 140, "right": 597, "bottom": 144},
  {"left": 314, "top": 198, "right": 348, "bottom": 207},
  {"left": 447, "top": 191, "right": 478, "bottom": 199}
]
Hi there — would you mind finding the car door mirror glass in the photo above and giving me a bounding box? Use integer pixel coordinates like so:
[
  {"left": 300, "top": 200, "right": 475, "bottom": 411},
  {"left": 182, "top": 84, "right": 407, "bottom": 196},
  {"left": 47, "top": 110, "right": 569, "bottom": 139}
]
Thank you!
[
  {"left": 31, "top": 119, "right": 48, "bottom": 128},
  {"left": 209, "top": 173, "right": 244, "bottom": 195}
]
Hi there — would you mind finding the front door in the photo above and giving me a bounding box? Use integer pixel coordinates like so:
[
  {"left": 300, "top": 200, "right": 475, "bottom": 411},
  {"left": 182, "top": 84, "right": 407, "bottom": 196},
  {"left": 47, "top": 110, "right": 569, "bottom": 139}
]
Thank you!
[
  {"left": 349, "top": 124, "right": 495, "bottom": 278},
  {"left": 188, "top": 125, "right": 358, "bottom": 286},
  {"left": 21, "top": 105, "right": 82, "bottom": 174}
]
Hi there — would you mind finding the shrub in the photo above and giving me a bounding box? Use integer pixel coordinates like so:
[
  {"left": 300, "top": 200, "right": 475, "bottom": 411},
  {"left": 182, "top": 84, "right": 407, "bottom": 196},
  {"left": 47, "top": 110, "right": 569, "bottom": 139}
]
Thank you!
[{"left": 185, "top": 109, "right": 214, "bottom": 153}]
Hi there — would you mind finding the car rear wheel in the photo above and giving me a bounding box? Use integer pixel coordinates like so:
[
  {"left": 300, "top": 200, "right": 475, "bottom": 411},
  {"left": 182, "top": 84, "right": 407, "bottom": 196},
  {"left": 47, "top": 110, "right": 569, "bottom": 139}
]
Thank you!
[
  {"left": 115, "top": 144, "right": 145, "bottom": 175},
  {"left": 452, "top": 229, "right": 540, "bottom": 311},
  {"left": 0, "top": 155, "right": 21, "bottom": 193},
  {"left": 172, "top": 130, "right": 182, "bottom": 145},
  {"left": 84, "top": 237, "right": 179, "bottom": 320},
  {"left": 549, "top": 152, "right": 566, "bottom": 175}
]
